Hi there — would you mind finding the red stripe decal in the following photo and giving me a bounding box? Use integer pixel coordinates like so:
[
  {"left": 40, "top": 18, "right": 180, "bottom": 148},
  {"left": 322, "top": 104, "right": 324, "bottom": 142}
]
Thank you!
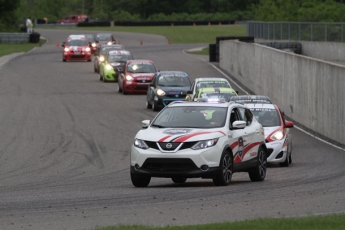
[
  {"left": 242, "top": 142, "right": 260, "bottom": 159},
  {"left": 231, "top": 141, "right": 239, "bottom": 149},
  {"left": 173, "top": 132, "right": 212, "bottom": 142},
  {"left": 158, "top": 136, "right": 171, "bottom": 142}
]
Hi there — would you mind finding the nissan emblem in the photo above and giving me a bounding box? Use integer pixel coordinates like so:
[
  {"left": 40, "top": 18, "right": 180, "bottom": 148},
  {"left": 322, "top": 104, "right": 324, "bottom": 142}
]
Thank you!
[{"left": 166, "top": 143, "right": 172, "bottom": 149}]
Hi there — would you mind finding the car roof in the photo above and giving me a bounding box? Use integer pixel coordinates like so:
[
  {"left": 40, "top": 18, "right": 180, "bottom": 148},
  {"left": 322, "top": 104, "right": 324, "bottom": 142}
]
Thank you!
[
  {"left": 108, "top": 50, "right": 131, "bottom": 55},
  {"left": 195, "top": 77, "right": 230, "bottom": 82},
  {"left": 127, "top": 59, "right": 154, "bottom": 64},
  {"left": 167, "top": 100, "right": 238, "bottom": 108},
  {"left": 243, "top": 104, "right": 278, "bottom": 112},
  {"left": 230, "top": 95, "right": 272, "bottom": 104},
  {"left": 158, "top": 71, "right": 188, "bottom": 76},
  {"left": 67, "top": 35, "right": 86, "bottom": 40},
  {"left": 198, "top": 87, "right": 237, "bottom": 93}
]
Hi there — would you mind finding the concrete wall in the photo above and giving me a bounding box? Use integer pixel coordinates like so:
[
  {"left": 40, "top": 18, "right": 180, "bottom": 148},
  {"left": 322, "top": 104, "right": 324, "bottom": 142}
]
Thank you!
[
  {"left": 220, "top": 40, "right": 345, "bottom": 146},
  {"left": 300, "top": 41, "right": 345, "bottom": 65}
]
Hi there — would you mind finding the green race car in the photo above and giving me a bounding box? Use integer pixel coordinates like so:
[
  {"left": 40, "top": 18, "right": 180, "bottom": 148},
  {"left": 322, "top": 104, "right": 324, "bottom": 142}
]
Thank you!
[{"left": 99, "top": 50, "right": 134, "bottom": 82}]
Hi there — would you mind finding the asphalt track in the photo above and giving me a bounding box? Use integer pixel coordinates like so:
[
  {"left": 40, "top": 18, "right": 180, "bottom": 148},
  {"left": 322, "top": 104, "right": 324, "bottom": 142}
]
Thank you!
[{"left": 0, "top": 29, "right": 344, "bottom": 230}]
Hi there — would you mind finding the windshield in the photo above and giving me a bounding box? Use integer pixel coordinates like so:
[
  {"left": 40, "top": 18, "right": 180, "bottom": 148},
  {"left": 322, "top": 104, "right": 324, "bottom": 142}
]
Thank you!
[
  {"left": 85, "top": 35, "right": 95, "bottom": 42},
  {"left": 152, "top": 106, "right": 227, "bottom": 128},
  {"left": 251, "top": 108, "right": 280, "bottom": 127},
  {"left": 107, "top": 54, "right": 134, "bottom": 62},
  {"left": 66, "top": 39, "right": 88, "bottom": 46},
  {"left": 157, "top": 75, "right": 191, "bottom": 87},
  {"left": 101, "top": 47, "right": 122, "bottom": 55},
  {"left": 199, "top": 92, "right": 236, "bottom": 101},
  {"left": 127, "top": 63, "right": 156, "bottom": 73},
  {"left": 96, "top": 34, "right": 112, "bottom": 41},
  {"left": 195, "top": 81, "right": 230, "bottom": 92}
]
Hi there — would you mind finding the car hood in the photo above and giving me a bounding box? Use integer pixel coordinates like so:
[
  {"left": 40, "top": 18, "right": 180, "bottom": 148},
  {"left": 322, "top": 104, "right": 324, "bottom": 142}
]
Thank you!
[
  {"left": 129, "top": 73, "right": 155, "bottom": 78},
  {"left": 66, "top": 46, "right": 88, "bottom": 51},
  {"left": 157, "top": 86, "right": 191, "bottom": 93},
  {"left": 136, "top": 128, "right": 226, "bottom": 142},
  {"left": 263, "top": 126, "right": 281, "bottom": 138}
]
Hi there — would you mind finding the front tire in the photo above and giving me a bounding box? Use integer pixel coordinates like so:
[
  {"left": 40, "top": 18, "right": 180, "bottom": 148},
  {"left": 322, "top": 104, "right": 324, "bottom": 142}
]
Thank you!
[
  {"left": 99, "top": 73, "right": 103, "bottom": 81},
  {"left": 213, "top": 150, "right": 233, "bottom": 186},
  {"left": 249, "top": 145, "right": 267, "bottom": 181},
  {"left": 146, "top": 100, "right": 152, "bottom": 109},
  {"left": 118, "top": 84, "right": 122, "bottom": 93},
  {"left": 131, "top": 173, "right": 151, "bottom": 187},
  {"left": 152, "top": 100, "right": 159, "bottom": 111}
]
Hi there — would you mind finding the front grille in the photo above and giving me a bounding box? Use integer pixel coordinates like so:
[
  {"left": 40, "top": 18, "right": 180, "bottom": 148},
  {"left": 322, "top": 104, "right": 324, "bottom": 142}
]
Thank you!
[
  {"left": 134, "top": 79, "right": 151, "bottom": 83},
  {"left": 142, "top": 158, "right": 198, "bottom": 172},
  {"left": 165, "top": 94, "right": 186, "bottom": 98},
  {"left": 158, "top": 142, "right": 180, "bottom": 151},
  {"left": 133, "top": 85, "right": 148, "bottom": 90},
  {"left": 71, "top": 55, "right": 85, "bottom": 58},
  {"left": 144, "top": 141, "right": 198, "bottom": 151}
]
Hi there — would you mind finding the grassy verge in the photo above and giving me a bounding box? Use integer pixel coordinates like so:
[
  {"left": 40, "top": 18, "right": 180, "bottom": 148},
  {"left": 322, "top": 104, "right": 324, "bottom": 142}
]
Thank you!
[
  {"left": 0, "top": 39, "right": 46, "bottom": 57},
  {"left": 96, "top": 214, "right": 345, "bottom": 230},
  {"left": 39, "top": 25, "right": 247, "bottom": 44}
]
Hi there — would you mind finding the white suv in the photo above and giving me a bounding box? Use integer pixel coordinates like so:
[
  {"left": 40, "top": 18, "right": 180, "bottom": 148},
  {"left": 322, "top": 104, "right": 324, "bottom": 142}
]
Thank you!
[{"left": 130, "top": 99, "right": 267, "bottom": 187}]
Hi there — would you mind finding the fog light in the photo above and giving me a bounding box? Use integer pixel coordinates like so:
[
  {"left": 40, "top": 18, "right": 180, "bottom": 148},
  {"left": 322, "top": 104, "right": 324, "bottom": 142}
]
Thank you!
[{"left": 200, "top": 165, "right": 209, "bottom": 171}]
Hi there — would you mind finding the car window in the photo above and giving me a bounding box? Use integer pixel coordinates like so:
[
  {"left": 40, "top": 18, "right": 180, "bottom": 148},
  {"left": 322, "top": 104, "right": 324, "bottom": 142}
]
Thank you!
[
  {"left": 199, "top": 92, "right": 237, "bottom": 101},
  {"left": 66, "top": 39, "right": 88, "bottom": 46},
  {"left": 251, "top": 108, "right": 281, "bottom": 127},
  {"left": 157, "top": 75, "right": 190, "bottom": 87},
  {"left": 127, "top": 63, "right": 156, "bottom": 73},
  {"left": 229, "top": 108, "right": 241, "bottom": 128},
  {"left": 238, "top": 107, "right": 253, "bottom": 125},
  {"left": 96, "top": 34, "right": 112, "bottom": 41},
  {"left": 152, "top": 107, "right": 227, "bottom": 128},
  {"left": 107, "top": 54, "right": 133, "bottom": 62},
  {"left": 195, "top": 81, "right": 230, "bottom": 92}
]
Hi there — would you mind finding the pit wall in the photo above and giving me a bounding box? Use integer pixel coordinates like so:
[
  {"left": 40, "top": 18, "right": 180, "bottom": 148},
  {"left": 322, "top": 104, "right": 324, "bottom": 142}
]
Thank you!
[{"left": 219, "top": 40, "right": 345, "bottom": 146}]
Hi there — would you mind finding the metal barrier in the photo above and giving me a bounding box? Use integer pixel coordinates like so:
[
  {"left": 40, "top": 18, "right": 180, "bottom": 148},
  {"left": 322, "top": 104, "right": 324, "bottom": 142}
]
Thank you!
[
  {"left": 0, "top": 33, "right": 30, "bottom": 44},
  {"left": 247, "top": 21, "right": 345, "bottom": 42}
]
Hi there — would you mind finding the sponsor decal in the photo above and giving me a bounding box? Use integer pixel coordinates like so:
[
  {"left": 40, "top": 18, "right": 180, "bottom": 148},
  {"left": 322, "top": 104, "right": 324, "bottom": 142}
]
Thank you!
[
  {"left": 163, "top": 129, "right": 192, "bottom": 135},
  {"left": 250, "top": 152, "right": 257, "bottom": 157},
  {"left": 238, "top": 137, "right": 244, "bottom": 158}
]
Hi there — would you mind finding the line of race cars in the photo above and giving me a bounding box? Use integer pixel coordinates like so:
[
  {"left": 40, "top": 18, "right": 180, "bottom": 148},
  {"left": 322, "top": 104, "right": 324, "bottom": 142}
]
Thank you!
[{"left": 61, "top": 33, "right": 294, "bottom": 187}]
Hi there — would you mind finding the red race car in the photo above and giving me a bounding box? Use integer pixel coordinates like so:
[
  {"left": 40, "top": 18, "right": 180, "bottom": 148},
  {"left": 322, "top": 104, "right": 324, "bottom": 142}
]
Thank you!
[
  {"left": 118, "top": 60, "right": 157, "bottom": 94},
  {"left": 62, "top": 35, "right": 92, "bottom": 62}
]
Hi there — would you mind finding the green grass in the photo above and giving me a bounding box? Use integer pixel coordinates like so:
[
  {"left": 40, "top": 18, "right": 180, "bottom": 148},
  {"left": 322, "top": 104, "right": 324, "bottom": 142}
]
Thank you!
[
  {"left": 187, "top": 47, "right": 209, "bottom": 55},
  {"left": 40, "top": 25, "right": 247, "bottom": 44},
  {"left": 95, "top": 214, "right": 345, "bottom": 230},
  {"left": 0, "top": 39, "right": 46, "bottom": 57}
]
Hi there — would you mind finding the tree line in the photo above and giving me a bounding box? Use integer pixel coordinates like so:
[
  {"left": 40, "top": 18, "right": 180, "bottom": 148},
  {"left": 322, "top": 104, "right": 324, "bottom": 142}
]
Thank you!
[{"left": 1, "top": 0, "right": 345, "bottom": 31}]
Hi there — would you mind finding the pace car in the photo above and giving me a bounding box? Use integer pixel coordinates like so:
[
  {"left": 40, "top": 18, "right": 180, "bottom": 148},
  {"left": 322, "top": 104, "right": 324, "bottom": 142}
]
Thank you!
[
  {"left": 186, "top": 77, "right": 233, "bottom": 101},
  {"left": 99, "top": 50, "right": 134, "bottom": 82},
  {"left": 94, "top": 44, "right": 125, "bottom": 73},
  {"left": 61, "top": 35, "right": 92, "bottom": 62},
  {"left": 130, "top": 99, "right": 267, "bottom": 187},
  {"left": 118, "top": 59, "right": 157, "bottom": 94},
  {"left": 146, "top": 71, "right": 191, "bottom": 111},
  {"left": 232, "top": 100, "right": 294, "bottom": 166}
]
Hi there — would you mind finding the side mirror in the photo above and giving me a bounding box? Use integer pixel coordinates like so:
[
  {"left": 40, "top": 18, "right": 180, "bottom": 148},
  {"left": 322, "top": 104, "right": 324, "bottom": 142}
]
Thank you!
[
  {"left": 231, "top": 120, "right": 246, "bottom": 129},
  {"left": 187, "top": 90, "right": 192, "bottom": 94},
  {"left": 61, "top": 42, "right": 65, "bottom": 47},
  {"left": 285, "top": 120, "right": 294, "bottom": 128},
  {"left": 142, "top": 120, "right": 150, "bottom": 129},
  {"left": 235, "top": 91, "right": 239, "bottom": 95}
]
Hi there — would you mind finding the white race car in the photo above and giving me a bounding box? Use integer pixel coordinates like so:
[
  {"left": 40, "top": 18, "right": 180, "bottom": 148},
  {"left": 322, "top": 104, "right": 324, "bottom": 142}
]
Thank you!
[
  {"left": 242, "top": 103, "right": 294, "bottom": 166},
  {"left": 130, "top": 99, "right": 267, "bottom": 187}
]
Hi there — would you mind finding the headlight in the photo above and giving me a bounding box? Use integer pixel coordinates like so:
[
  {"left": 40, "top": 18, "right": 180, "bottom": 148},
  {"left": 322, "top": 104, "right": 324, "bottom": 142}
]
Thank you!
[
  {"left": 134, "top": 139, "right": 149, "bottom": 149},
  {"left": 91, "top": 43, "right": 96, "bottom": 47},
  {"left": 85, "top": 47, "right": 91, "bottom": 52},
  {"left": 99, "top": 56, "right": 105, "bottom": 62},
  {"left": 126, "top": 75, "right": 134, "bottom": 81},
  {"left": 64, "top": 47, "right": 69, "bottom": 52},
  {"left": 105, "top": 64, "right": 113, "bottom": 70},
  {"left": 156, "top": 89, "right": 166, "bottom": 96},
  {"left": 107, "top": 41, "right": 112, "bottom": 45},
  {"left": 191, "top": 138, "right": 218, "bottom": 150},
  {"left": 270, "top": 130, "right": 284, "bottom": 141}
]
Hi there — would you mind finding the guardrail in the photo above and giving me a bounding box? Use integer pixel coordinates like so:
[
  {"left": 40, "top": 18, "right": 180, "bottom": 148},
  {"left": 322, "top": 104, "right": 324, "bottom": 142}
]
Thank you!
[{"left": 0, "top": 33, "right": 29, "bottom": 44}]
